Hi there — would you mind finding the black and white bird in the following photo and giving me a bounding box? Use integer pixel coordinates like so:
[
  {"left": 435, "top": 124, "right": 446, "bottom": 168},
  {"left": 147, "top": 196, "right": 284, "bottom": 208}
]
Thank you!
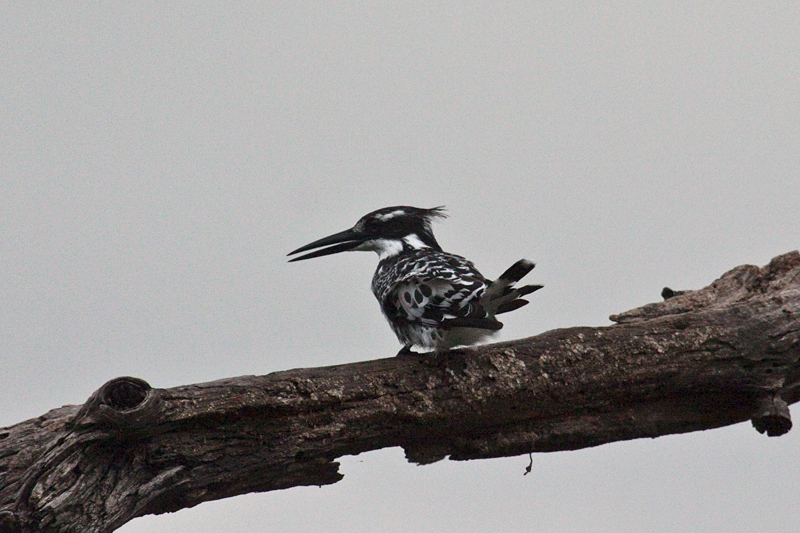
[{"left": 288, "top": 206, "right": 542, "bottom": 354}]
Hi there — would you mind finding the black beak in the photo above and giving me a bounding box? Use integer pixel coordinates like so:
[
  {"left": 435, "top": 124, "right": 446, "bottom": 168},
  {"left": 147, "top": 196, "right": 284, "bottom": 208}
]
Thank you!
[{"left": 287, "top": 228, "right": 365, "bottom": 262}]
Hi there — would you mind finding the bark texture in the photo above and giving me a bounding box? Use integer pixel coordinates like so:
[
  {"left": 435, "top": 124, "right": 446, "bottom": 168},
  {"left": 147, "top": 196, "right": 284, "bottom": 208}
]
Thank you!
[{"left": 1, "top": 251, "right": 799, "bottom": 533}]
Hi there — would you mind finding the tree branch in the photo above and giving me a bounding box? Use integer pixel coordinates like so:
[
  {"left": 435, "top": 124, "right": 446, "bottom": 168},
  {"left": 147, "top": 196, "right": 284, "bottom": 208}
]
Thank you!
[{"left": 2, "top": 251, "right": 799, "bottom": 533}]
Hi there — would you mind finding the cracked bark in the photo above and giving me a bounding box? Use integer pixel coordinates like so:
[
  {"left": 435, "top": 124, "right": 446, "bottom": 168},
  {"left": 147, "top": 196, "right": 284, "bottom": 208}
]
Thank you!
[{"left": 2, "top": 251, "right": 800, "bottom": 533}]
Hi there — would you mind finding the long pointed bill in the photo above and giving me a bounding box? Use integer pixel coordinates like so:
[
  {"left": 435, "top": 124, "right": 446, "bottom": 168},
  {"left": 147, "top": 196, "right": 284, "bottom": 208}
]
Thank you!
[{"left": 287, "top": 228, "right": 365, "bottom": 262}]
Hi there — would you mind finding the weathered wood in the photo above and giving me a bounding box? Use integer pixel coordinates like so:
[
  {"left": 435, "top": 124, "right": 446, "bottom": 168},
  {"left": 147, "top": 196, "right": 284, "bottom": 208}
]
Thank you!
[{"left": 1, "top": 251, "right": 799, "bottom": 533}]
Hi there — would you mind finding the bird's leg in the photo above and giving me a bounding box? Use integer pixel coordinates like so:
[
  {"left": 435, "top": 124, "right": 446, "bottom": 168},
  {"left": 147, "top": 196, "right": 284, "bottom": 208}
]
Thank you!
[{"left": 420, "top": 348, "right": 450, "bottom": 367}]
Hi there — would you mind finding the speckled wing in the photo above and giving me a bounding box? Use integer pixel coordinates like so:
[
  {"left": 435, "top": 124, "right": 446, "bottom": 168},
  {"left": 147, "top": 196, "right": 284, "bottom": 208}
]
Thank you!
[{"left": 388, "top": 253, "right": 502, "bottom": 331}]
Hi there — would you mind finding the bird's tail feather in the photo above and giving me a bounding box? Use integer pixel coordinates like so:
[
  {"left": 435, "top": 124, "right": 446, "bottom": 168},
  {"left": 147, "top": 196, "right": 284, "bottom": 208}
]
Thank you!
[{"left": 482, "top": 259, "right": 542, "bottom": 316}]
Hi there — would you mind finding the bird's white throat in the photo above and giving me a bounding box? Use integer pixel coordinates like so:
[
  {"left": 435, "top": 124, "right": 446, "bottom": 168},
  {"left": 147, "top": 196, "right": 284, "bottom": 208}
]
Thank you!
[{"left": 355, "top": 234, "right": 430, "bottom": 261}]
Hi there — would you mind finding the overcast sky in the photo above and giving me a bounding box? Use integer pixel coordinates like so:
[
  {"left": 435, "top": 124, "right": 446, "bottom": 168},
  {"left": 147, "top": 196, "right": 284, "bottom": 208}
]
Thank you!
[{"left": 3, "top": 3, "right": 800, "bottom": 532}]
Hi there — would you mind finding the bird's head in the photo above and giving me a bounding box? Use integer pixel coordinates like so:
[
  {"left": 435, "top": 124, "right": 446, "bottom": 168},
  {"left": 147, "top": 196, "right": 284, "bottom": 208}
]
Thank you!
[{"left": 288, "top": 206, "right": 446, "bottom": 262}]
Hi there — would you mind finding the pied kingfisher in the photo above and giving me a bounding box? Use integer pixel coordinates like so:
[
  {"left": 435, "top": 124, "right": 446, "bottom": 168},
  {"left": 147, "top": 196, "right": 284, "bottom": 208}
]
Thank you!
[{"left": 288, "top": 206, "right": 542, "bottom": 354}]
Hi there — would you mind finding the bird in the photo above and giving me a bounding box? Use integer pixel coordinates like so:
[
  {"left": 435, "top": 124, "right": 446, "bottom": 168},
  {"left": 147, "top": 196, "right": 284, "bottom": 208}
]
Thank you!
[{"left": 288, "top": 206, "right": 542, "bottom": 354}]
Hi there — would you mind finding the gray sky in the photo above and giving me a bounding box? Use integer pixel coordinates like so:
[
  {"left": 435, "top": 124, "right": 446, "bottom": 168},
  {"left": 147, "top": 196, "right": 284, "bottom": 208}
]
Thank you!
[{"left": 2, "top": 3, "right": 799, "bottom": 532}]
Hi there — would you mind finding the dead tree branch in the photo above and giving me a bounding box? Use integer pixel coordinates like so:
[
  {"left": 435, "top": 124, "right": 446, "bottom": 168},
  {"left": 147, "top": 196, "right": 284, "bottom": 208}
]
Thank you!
[{"left": 2, "top": 251, "right": 799, "bottom": 533}]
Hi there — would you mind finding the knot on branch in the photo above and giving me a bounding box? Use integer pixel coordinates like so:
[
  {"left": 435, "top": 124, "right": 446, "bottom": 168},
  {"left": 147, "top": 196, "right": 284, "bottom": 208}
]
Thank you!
[
  {"left": 661, "top": 287, "right": 688, "bottom": 300},
  {"left": 70, "top": 376, "right": 158, "bottom": 433},
  {"left": 612, "top": 251, "right": 800, "bottom": 324},
  {"left": 6, "top": 378, "right": 161, "bottom": 529},
  {"left": 0, "top": 509, "right": 21, "bottom": 533},
  {"left": 751, "top": 394, "right": 792, "bottom": 437}
]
